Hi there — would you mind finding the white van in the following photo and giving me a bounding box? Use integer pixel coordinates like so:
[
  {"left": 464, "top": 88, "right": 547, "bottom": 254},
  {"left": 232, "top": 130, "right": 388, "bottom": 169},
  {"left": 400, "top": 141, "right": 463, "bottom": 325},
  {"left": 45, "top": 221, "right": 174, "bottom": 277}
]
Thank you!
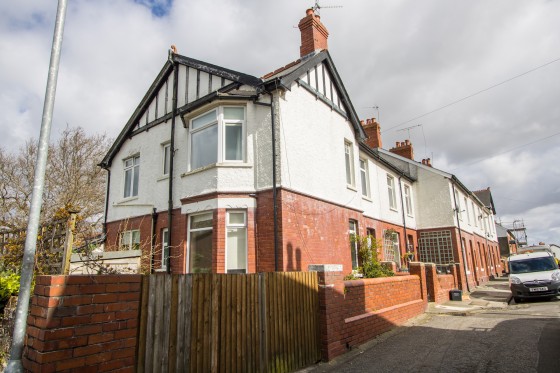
[{"left": 508, "top": 251, "right": 560, "bottom": 303}]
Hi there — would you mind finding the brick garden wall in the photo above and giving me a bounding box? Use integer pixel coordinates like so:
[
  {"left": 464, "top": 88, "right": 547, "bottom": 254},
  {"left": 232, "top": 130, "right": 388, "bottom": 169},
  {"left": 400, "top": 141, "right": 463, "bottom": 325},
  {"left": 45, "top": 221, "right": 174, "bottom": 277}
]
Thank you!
[
  {"left": 423, "top": 263, "right": 460, "bottom": 303},
  {"left": 23, "top": 275, "right": 142, "bottom": 372},
  {"left": 315, "top": 263, "right": 428, "bottom": 361}
]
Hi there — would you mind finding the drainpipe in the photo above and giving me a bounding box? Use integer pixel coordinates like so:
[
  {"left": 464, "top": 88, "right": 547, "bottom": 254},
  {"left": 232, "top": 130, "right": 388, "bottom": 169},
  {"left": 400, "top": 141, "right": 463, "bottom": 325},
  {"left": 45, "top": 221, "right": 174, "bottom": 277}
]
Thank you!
[
  {"left": 452, "top": 183, "right": 471, "bottom": 292},
  {"left": 398, "top": 175, "right": 408, "bottom": 266},
  {"left": 254, "top": 86, "right": 278, "bottom": 271},
  {"left": 102, "top": 168, "right": 111, "bottom": 235},
  {"left": 166, "top": 51, "right": 179, "bottom": 274},
  {"left": 150, "top": 208, "right": 158, "bottom": 273}
]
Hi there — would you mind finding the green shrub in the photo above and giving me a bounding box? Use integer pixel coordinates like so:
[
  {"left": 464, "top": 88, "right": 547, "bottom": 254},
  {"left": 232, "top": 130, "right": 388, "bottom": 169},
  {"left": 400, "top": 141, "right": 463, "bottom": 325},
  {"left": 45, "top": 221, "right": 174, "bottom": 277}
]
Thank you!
[
  {"left": 347, "top": 234, "right": 394, "bottom": 279},
  {"left": 0, "top": 272, "right": 20, "bottom": 303}
]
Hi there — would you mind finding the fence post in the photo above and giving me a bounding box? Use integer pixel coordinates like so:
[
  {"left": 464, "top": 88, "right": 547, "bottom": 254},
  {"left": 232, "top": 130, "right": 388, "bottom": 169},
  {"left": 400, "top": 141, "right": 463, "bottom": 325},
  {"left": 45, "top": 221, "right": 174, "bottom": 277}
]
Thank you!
[
  {"left": 258, "top": 272, "right": 267, "bottom": 373},
  {"left": 61, "top": 211, "right": 78, "bottom": 275}
]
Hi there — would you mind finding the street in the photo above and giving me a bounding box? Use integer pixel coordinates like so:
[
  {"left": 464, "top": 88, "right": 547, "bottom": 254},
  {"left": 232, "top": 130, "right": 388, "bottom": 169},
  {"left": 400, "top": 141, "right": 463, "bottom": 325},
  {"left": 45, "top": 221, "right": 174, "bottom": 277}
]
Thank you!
[{"left": 306, "top": 278, "right": 560, "bottom": 373}]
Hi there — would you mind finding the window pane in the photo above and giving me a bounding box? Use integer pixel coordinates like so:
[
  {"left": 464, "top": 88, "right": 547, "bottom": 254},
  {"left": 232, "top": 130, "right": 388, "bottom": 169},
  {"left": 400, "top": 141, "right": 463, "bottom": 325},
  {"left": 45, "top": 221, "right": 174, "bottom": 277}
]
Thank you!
[
  {"left": 224, "top": 107, "right": 244, "bottom": 120},
  {"left": 191, "top": 213, "right": 213, "bottom": 229},
  {"left": 163, "top": 145, "right": 170, "bottom": 175},
  {"left": 227, "top": 227, "right": 247, "bottom": 272},
  {"left": 124, "top": 169, "right": 132, "bottom": 197},
  {"left": 189, "top": 230, "right": 213, "bottom": 273},
  {"left": 191, "top": 124, "right": 217, "bottom": 169},
  {"left": 228, "top": 212, "right": 245, "bottom": 225},
  {"left": 225, "top": 123, "right": 243, "bottom": 160},
  {"left": 132, "top": 164, "right": 139, "bottom": 196},
  {"left": 192, "top": 110, "right": 217, "bottom": 130},
  {"left": 349, "top": 220, "right": 358, "bottom": 269},
  {"left": 162, "top": 229, "right": 169, "bottom": 269}
]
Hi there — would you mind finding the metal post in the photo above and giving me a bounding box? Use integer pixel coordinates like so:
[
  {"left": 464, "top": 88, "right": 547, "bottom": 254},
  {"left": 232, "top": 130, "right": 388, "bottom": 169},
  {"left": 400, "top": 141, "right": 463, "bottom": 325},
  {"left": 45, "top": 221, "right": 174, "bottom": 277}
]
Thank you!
[{"left": 6, "top": 1, "right": 68, "bottom": 371}]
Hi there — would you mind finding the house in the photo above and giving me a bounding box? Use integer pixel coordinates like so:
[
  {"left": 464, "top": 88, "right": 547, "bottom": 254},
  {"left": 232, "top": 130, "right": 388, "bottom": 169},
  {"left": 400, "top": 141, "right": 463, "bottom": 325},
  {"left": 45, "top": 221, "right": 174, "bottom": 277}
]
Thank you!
[
  {"left": 495, "top": 222, "right": 518, "bottom": 258},
  {"left": 371, "top": 140, "right": 502, "bottom": 287},
  {"left": 100, "top": 9, "right": 420, "bottom": 275}
]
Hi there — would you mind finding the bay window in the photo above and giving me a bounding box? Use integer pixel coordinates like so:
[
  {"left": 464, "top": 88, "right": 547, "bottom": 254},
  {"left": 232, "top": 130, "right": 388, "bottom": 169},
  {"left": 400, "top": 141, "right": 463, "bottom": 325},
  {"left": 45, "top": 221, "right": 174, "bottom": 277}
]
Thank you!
[
  {"left": 188, "top": 212, "right": 213, "bottom": 273},
  {"left": 189, "top": 106, "right": 245, "bottom": 170}
]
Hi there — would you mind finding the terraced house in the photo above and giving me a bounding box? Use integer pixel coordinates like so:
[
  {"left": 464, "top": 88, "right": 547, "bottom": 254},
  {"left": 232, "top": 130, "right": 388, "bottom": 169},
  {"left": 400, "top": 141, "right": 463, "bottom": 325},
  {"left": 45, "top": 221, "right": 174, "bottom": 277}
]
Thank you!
[{"left": 100, "top": 9, "right": 499, "bottom": 286}]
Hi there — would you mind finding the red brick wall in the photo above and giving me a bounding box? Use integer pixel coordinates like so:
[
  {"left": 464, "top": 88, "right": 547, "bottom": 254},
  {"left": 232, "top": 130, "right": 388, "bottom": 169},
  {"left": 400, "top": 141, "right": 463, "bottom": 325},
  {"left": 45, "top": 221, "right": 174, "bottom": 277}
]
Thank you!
[
  {"left": 24, "top": 275, "right": 142, "bottom": 372},
  {"left": 423, "top": 263, "right": 459, "bottom": 303},
  {"left": 316, "top": 263, "right": 427, "bottom": 361},
  {"left": 270, "top": 188, "right": 416, "bottom": 275}
]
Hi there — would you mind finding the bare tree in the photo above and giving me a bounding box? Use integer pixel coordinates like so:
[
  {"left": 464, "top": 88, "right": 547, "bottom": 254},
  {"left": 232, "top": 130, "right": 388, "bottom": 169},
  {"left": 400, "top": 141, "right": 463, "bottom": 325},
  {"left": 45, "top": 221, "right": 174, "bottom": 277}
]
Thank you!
[{"left": 0, "top": 126, "right": 111, "bottom": 239}]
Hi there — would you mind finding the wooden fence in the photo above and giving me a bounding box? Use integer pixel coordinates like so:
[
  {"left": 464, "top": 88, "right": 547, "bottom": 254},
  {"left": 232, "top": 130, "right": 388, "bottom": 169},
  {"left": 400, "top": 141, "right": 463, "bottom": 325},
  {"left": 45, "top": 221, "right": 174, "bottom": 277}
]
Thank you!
[{"left": 137, "top": 272, "right": 320, "bottom": 373}]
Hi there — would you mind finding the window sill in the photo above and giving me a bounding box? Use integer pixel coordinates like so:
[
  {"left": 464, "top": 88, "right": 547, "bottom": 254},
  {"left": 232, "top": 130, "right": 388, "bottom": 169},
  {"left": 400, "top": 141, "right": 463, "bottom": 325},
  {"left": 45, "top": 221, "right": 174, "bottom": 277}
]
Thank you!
[
  {"left": 115, "top": 196, "right": 139, "bottom": 205},
  {"left": 157, "top": 175, "right": 170, "bottom": 182},
  {"left": 182, "top": 162, "right": 252, "bottom": 177},
  {"left": 154, "top": 268, "right": 167, "bottom": 272},
  {"left": 346, "top": 185, "right": 357, "bottom": 192},
  {"left": 407, "top": 214, "right": 414, "bottom": 218},
  {"left": 362, "top": 196, "right": 372, "bottom": 202},
  {"left": 389, "top": 207, "right": 398, "bottom": 212}
]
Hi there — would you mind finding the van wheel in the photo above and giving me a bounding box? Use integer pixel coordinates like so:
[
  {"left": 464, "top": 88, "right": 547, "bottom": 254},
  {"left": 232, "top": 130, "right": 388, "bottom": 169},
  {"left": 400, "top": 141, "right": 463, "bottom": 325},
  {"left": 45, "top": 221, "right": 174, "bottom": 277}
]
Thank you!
[{"left": 513, "top": 296, "right": 521, "bottom": 303}]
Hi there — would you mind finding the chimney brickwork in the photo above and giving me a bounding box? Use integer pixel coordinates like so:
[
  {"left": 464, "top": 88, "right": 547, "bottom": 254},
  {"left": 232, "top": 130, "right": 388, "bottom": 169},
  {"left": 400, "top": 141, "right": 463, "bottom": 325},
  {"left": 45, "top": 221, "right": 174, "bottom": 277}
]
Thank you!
[
  {"left": 361, "top": 117, "right": 383, "bottom": 149},
  {"left": 390, "top": 140, "right": 414, "bottom": 160},
  {"left": 298, "top": 9, "right": 329, "bottom": 57}
]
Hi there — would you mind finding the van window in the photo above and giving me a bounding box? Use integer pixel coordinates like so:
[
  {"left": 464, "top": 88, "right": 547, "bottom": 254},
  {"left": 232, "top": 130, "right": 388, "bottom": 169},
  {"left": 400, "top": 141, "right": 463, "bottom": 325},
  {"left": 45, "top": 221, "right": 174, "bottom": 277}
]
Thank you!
[{"left": 510, "top": 257, "right": 557, "bottom": 274}]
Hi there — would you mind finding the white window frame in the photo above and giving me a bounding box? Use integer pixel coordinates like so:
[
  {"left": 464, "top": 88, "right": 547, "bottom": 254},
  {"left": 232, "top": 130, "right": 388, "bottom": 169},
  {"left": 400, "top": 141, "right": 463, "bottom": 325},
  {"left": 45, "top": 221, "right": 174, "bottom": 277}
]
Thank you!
[
  {"left": 344, "top": 140, "right": 355, "bottom": 187},
  {"left": 387, "top": 174, "right": 397, "bottom": 210},
  {"left": 349, "top": 220, "right": 359, "bottom": 270},
  {"left": 404, "top": 185, "right": 413, "bottom": 217},
  {"left": 120, "top": 229, "right": 140, "bottom": 251},
  {"left": 123, "top": 155, "right": 140, "bottom": 198},
  {"left": 186, "top": 212, "right": 214, "bottom": 273},
  {"left": 188, "top": 106, "right": 246, "bottom": 171},
  {"left": 472, "top": 202, "right": 477, "bottom": 227},
  {"left": 162, "top": 142, "right": 171, "bottom": 176},
  {"left": 464, "top": 197, "right": 470, "bottom": 225},
  {"left": 161, "top": 228, "right": 169, "bottom": 270},
  {"left": 225, "top": 210, "right": 248, "bottom": 274},
  {"left": 359, "top": 157, "right": 370, "bottom": 198}
]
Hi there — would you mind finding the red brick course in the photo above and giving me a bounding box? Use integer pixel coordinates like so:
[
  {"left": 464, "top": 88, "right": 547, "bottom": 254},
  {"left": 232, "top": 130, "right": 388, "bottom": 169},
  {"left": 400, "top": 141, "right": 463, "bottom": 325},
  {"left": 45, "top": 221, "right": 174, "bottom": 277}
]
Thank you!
[{"left": 23, "top": 275, "right": 141, "bottom": 372}]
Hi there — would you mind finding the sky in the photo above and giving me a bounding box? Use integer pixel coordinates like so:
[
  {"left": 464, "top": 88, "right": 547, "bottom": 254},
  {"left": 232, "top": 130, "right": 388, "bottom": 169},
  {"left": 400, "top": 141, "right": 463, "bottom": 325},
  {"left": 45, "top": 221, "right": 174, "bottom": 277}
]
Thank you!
[{"left": 1, "top": 0, "right": 559, "bottom": 245}]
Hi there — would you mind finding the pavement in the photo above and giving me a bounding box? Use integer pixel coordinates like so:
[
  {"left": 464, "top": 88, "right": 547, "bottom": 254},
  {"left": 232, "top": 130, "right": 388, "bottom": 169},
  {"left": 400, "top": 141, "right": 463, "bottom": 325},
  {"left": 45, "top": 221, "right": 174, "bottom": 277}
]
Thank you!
[{"left": 426, "top": 276, "right": 511, "bottom": 315}]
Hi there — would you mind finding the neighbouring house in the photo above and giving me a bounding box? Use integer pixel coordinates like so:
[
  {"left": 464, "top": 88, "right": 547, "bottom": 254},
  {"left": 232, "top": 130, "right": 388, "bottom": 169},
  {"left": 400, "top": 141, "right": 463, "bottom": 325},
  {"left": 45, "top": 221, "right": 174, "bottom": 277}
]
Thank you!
[
  {"left": 100, "top": 9, "right": 419, "bottom": 275},
  {"left": 495, "top": 222, "right": 518, "bottom": 257},
  {"left": 369, "top": 140, "right": 502, "bottom": 288}
]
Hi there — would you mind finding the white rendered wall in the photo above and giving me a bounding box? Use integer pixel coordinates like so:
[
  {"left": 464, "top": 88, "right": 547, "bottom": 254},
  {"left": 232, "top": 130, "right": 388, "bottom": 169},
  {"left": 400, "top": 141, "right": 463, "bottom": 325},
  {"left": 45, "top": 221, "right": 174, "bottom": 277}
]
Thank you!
[{"left": 106, "top": 96, "right": 273, "bottom": 223}]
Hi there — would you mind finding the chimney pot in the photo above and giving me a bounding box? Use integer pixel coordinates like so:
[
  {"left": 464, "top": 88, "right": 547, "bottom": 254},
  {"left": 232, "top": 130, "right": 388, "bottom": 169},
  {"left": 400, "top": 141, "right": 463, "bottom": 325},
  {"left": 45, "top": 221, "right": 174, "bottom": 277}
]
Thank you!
[
  {"left": 306, "top": 8, "right": 314, "bottom": 16},
  {"left": 405, "top": 139, "right": 410, "bottom": 146}
]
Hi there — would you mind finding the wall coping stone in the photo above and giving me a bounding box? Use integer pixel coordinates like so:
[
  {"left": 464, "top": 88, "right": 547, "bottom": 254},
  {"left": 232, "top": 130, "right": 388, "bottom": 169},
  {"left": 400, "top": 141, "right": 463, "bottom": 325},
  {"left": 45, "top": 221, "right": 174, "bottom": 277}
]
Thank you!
[{"left": 308, "top": 264, "right": 343, "bottom": 272}]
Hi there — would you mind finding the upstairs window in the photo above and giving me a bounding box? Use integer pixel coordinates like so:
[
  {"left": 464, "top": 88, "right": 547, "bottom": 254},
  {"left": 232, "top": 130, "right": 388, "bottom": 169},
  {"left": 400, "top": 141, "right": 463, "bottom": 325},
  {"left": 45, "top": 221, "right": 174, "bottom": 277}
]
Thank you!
[
  {"left": 404, "top": 185, "right": 413, "bottom": 216},
  {"left": 123, "top": 156, "right": 140, "bottom": 198},
  {"left": 464, "top": 197, "right": 470, "bottom": 225},
  {"left": 359, "top": 158, "right": 370, "bottom": 198},
  {"left": 162, "top": 143, "right": 171, "bottom": 176},
  {"left": 387, "top": 175, "right": 397, "bottom": 210},
  {"left": 344, "top": 141, "right": 355, "bottom": 187},
  {"left": 189, "top": 106, "right": 245, "bottom": 170}
]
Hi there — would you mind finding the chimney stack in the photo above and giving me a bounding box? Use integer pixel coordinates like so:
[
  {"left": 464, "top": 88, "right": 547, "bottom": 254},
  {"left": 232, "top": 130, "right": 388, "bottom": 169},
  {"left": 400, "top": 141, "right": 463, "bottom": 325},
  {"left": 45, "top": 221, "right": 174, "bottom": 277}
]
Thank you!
[
  {"left": 390, "top": 140, "right": 414, "bottom": 160},
  {"left": 298, "top": 8, "right": 329, "bottom": 57},
  {"left": 361, "top": 117, "right": 383, "bottom": 149}
]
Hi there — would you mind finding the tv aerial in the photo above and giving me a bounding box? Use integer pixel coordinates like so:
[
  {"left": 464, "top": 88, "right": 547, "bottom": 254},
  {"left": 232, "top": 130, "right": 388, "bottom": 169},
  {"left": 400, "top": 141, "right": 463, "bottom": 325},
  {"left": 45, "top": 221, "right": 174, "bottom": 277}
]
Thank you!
[{"left": 312, "top": 1, "right": 343, "bottom": 15}]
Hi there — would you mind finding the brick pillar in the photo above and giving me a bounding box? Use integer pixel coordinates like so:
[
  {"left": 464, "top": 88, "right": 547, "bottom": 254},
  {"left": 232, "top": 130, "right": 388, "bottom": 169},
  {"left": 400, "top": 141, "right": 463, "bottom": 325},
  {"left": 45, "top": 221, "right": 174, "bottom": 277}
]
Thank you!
[
  {"left": 409, "top": 262, "right": 427, "bottom": 301},
  {"left": 23, "top": 275, "right": 142, "bottom": 372},
  {"left": 309, "top": 264, "right": 346, "bottom": 361},
  {"left": 424, "top": 263, "right": 438, "bottom": 302}
]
